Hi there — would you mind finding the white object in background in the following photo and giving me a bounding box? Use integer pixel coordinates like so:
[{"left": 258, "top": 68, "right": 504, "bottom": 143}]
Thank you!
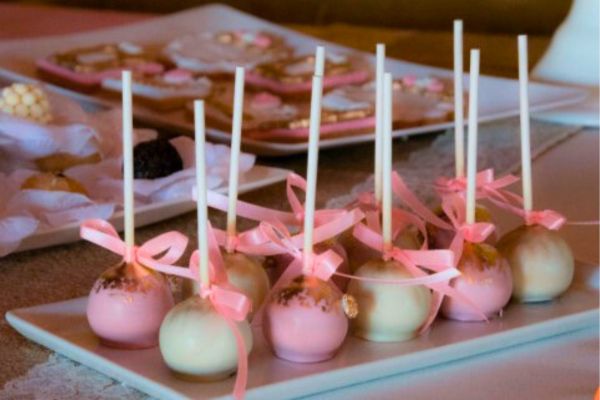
[{"left": 532, "top": 0, "right": 599, "bottom": 127}]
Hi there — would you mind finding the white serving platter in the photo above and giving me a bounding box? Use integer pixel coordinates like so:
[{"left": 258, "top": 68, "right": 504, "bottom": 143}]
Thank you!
[
  {"left": 0, "top": 4, "right": 586, "bottom": 156},
  {"left": 0, "top": 71, "right": 291, "bottom": 254},
  {"left": 6, "top": 263, "right": 598, "bottom": 400},
  {"left": 14, "top": 165, "right": 290, "bottom": 254}
]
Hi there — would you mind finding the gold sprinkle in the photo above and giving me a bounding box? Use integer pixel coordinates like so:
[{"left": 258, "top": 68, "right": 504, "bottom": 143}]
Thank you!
[{"left": 342, "top": 294, "right": 358, "bottom": 319}]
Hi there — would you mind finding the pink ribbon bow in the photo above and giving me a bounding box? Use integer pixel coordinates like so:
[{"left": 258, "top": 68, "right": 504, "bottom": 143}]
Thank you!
[
  {"left": 524, "top": 209, "right": 567, "bottom": 230},
  {"left": 259, "top": 221, "right": 343, "bottom": 282},
  {"left": 435, "top": 168, "right": 520, "bottom": 201},
  {"left": 441, "top": 194, "right": 496, "bottom": 262},
  {"left": 80, "top": 219, "right": 188, "bottom": 266}
]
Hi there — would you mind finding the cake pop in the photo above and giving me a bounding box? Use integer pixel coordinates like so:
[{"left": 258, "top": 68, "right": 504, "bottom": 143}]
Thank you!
[
  {"left": 263, "top": 47, "right": 357, "bottom": 363},
  {"left": 497, "top": 36, "right": 574, "bottom": 303},
  {"left": 347, "top": 73, "right": 447, "bottom": 341},
  {"left": 159, "top": 102, "right": 252, "bottom": 397},
  {"left": 84, "top": 72, "right": 180, "bottom": 349},
  {"left": 440, "top": 51, "right": 513, "bottom": 322}
]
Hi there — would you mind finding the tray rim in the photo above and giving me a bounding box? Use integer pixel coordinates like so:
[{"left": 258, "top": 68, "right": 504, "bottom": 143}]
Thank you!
[{"left": 6, "top": 285, "right": 599, "bottom": 400}]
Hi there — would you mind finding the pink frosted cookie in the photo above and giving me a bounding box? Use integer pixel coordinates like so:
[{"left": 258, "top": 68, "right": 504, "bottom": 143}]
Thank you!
[
  {"left": 441, "top": 242, "right": 513, "bottom": 322},
  {"left": 36, "top": 42, "right": 165, "bottom": 92},
  {"left": 246, "top": 53, "right": 371, "bottom": 96},
  {"left": 195, "top": 82, "right": 375, "bottom": 143},
  {"left": 86, "top": 260, "right": 174, "bottom": 349},
  {"left": 263, "top": 275, "right": 357, "bottom": 363},
  {"left": 246, "top": 77, "right": 459, "bottom": 142},
  {"left": 163, "top": 31, "right": 292, "bottom": 75},
  {"left": 102, "top": 68, "right": 212, "bottom": 110}
]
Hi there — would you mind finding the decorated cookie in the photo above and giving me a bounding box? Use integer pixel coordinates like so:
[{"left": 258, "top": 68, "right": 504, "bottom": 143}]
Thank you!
[
  {"left": 197, "top": 82, "right": 376, "bottom": 143},
  {"left": 36, "top": 42, "right": 165, "bottom": 91},
  {"left": 102, "top": 69, "right": 212, "bottom": 110},
  {"left": 0, "top": 83, "right": 52, "bottom": 123},
  {"left": 163, "top": 31, "right": 292, "bottom": 75},
  {"left": 199, "top": 83, "right": 299, "bottom": 133},
  {"left": 246, "top": 52, "right": 371, "bottom": 96}
]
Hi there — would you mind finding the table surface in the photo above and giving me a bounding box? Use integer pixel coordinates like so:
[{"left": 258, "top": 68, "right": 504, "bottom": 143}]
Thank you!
[{"left": 0, "top": 4, "right": 598, "bottom": 400}]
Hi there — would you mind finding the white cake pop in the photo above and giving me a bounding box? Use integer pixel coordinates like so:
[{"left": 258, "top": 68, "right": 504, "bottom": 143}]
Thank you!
[{"left": 348, "top": 259, "right": 431, "bottom": 341}]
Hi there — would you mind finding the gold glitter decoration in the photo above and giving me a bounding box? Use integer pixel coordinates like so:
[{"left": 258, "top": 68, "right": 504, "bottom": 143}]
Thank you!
[
  {"left": 275, "top": 275, "right": 342, "bottom": 313},
  {"left": 94, "top": 261, "right": 166, "bottom": 294},
  {"left": 460, "top": 242, "right": 501, "bottom": 271},
  {"left": 341, "top": 294, "right": 358, "bottom": 319}
]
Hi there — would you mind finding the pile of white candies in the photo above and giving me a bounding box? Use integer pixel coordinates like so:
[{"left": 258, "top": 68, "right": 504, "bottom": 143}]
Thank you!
[{"left": 0, "top": 83, "right": 52, "bottom": 123}]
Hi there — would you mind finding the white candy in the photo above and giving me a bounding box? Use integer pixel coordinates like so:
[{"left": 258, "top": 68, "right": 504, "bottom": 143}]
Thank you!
[
  {"left": 0, "top": 83, "right": 52, "bottom": 123},
  {"left": 347, "top": 259, "right": 432, "bottom": 342},
  {"left": 159, "top": 295, "right": 253, "bottom": 381},
  {"left": 498, "top": 225, "right": 574, "bottom": 302}
]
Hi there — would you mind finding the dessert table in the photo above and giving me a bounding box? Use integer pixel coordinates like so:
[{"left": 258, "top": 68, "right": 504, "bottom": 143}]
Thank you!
[{"left": 0, "top": 4, "right": 598, "bottom": 400}]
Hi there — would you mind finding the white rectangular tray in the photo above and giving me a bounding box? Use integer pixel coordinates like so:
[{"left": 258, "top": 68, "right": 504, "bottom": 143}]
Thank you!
[
  {"left": 0, "top": 4, "right": 586, "bottom": 156},
  {"left": 15, "top": 164, "right": 290, "bottom": 254},
  {"left": 6, "top": 263, "right": 598, "bottom": 400}
]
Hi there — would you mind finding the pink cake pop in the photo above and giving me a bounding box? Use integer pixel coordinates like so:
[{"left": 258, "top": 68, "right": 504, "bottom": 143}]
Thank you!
[
  {"left": 84, "top": 72, "right": 181, "bottom": 349},
  {"left": 441, "top": 50, "right": 513, "bottom": 321},
  {"left": 263, "top": 48, "right": 358, "bottom": 363},
  {"left": 263, "top": 273, "right": 355, "bottom": 362},
  {"left": 87, "top": 257, "right": 175, "bottom": 349}
]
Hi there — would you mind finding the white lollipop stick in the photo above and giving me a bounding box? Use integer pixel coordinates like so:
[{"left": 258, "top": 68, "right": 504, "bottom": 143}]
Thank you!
[
  {"left": 314, "top": 46, "right": 325, "bottom": 76},
  {"left": 454, "top": 20, "right": 465, "bottom": 178},
  {"left": 226, "top": 67, "right": 245, "bottom": 246},
  {"left": 382, "top": 73, "right": 394, "bottom": 250},
  {"left": 121, "top": 71, "right": 135, "bottom": 251},
  {"left": 374, "top": 44, "right": 385, "bottom": 204},
  {"left": 465, "top": 49, "right": 480, "bottom": 225},
  {"left": 194, "top": 100, "right": 210, "bottom": 288},
  {"left": 518, "top": 35, "right": 533, "bottom": 212},
  {"left": 303, "top": 72, "right": 324, "bottom": 272}
]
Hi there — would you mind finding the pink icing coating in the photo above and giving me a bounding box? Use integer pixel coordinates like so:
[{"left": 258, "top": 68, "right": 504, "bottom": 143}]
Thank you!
[
  {"left": 426, "top": 79, "right": 444, "bottom": 93},
  {"left": 163, "top": 68, "right": 194, "bottom": 84},
  {"left": 250, "top": 92, "right": 282, "bottom": 110},
  {"left": 86, "top": 271, "right": 174, "bottom": 349},
  {"left": 36, "top": 58, "right": 164, "bottom": 87},
  {"left": 245, "top": 70, "right": 370, "bottom": 95},
  {"left": 402, "top": 75, "right": 417, "bottom": 87},
  {"left": 441, "top": 259, "right": 513, "bottom": 322},
  {"left": 263, "top": 279, "right": 348, "bottom": 363}
]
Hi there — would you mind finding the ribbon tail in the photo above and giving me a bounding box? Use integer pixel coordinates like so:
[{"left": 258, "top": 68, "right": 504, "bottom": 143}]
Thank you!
[{"left": 223, "top": 317, "right": 248, "bottom": 400}]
